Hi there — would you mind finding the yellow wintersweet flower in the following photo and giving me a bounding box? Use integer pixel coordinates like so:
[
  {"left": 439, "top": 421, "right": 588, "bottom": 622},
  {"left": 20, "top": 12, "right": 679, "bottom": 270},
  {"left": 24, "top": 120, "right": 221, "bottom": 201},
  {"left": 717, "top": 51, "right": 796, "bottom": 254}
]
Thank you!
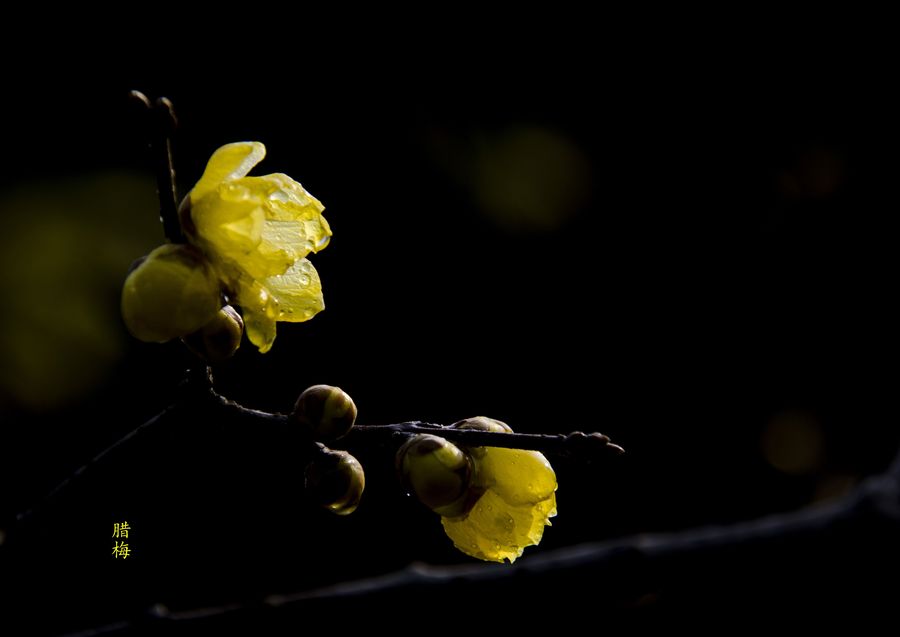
[
  {"left": 441, "top": 417, "right": 558, "bottom": 563},
  {"left": 181, "top": 142, "right": 331, "bottom": 352}
]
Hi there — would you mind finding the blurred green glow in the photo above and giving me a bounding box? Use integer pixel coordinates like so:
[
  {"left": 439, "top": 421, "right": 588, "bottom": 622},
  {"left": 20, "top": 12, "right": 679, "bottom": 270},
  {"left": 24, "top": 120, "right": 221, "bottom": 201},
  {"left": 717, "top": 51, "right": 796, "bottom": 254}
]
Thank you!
[{"left": 0, "top": 173, "right": 159, "bottom": 411}]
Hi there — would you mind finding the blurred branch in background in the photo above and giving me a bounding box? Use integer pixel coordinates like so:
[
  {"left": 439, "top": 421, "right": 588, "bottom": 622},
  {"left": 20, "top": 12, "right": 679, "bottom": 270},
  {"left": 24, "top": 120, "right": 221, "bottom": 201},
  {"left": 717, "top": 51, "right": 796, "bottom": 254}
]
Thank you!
[{"left": 60, "top": 443, "right": 900, "bottom": 634}]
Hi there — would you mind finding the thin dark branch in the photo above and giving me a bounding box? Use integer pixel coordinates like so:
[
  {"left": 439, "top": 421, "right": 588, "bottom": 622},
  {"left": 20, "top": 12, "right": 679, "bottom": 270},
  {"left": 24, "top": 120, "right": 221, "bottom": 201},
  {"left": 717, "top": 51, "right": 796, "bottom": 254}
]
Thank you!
[
  {"left": 351, "top": 422, "right": 625, "bottom": 457},
  {"left": 204, "top": 384, "right": 625, "bottom": 457},
  {"left": 14, "top": 402, "right": 181, "bottom": 528},
  {"left": 195, "top": 363, "right": 624, "bottom": 456},
  {"left": 152, "top": 97, "right": 182, "bottom": 243},
  {"left": 11, "top": 368, "right": 622, "bottom": 536},
  {"left": 206, "top": 390, "right": 625, "bottom": 458},
  {"left": 129, "top": 90, "right": 183, "bottom": 243}
]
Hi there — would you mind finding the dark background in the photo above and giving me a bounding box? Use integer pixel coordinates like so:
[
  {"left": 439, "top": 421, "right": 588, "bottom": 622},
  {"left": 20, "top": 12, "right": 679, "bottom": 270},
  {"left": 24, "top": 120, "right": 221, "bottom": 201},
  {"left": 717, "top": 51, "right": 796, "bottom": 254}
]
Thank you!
[{"left": 1, "top": 52, "right": 898, "bottom": 631}]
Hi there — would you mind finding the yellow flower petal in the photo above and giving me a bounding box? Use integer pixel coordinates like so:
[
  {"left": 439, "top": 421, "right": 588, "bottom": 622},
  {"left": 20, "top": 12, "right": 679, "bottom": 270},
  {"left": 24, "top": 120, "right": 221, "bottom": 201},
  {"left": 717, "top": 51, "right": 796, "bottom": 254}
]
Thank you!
[
  {"left": 264, "top": 258, "right": 324, "bottom": 323},
  {"left": 191, "top": 175, "right": 331, "bottom": 281},
  {"left": 240, "top": 173, "right": 331, "bottom": 258},
  {"left": 236, "top": 279, "right": 278, "bottom": 353},
  {"left": 440, "top": 441, "right": 557, "bottom": 563},
  {"left": 192, "top": 199, "right": 267, "bottom": 274},
  {"left": 479, "top": 447, "right": 557, "bottom": 505},
  {"left": 441, "top": 488, "right": 556, "bottom": 563},
  {"left": 235, "top": 258, "right": 323, "bottom": 352},
  {"left": 244, "top": 309, "right": 276, "bottom": 353},
  {"left": 191, "top": 141, "right": 266, "bottom": 201},
  {"left": 526, "top": 494, "right": 557, "bottom": 544},
  {"left": 241, "top": 173, "right": 327, "bottom": 223}
]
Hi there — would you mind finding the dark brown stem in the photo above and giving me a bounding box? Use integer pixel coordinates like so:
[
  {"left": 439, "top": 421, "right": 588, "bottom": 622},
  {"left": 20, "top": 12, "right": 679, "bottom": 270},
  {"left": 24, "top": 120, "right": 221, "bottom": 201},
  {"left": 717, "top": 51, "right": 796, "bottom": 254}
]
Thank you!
[
  {"left": 13, "top": 402, "right": 182, "bottom": 528},
  {"left": 129, "top": 90, "right": 184, "bottom": 243},
  {"left": 11, "top": 367, "right": 623, "bottom": 533},
  {"left": 346, "top": 421, "right": 625, "bottom": 458},
  {"left": 203, "top": 382, "right": 624, "bottom": 457}
]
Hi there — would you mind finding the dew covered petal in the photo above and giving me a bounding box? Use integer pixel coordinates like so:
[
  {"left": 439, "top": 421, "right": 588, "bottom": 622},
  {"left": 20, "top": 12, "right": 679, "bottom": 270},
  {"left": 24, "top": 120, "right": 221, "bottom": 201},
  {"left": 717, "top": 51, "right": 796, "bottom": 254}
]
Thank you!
[
  {"left": 235, "top": 278, "right": 278, "bottom": 353},
  {"left": 479, "top": 447, "right": 557, "bottom": 505},
  {"left": 264, "top": 258, "right": 324, "bottom": 323},
  {"left": 439, "top": 428, "right": 558, "bottom": 563},
  {"left": 441, "top": 487, "right": 556, "bottom": 563},
  {"left": 240, "top": 173, "right": 331, "bottom": 258}
]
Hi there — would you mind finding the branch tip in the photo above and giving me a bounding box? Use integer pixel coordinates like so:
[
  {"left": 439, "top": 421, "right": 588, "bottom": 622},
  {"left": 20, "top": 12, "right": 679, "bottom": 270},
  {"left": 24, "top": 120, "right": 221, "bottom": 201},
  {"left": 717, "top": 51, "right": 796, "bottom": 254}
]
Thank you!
[{"left": 128, "top": 90, "right": 151, "bottom": 109}]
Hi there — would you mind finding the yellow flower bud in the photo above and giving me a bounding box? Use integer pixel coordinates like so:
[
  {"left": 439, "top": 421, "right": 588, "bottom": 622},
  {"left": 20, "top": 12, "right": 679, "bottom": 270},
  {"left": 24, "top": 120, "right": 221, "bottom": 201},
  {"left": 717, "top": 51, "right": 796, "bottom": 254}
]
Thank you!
[
  {"left": 450, "top": 416, "right": 513, "bottom": 434},
  {"left": 121, "top": 244, "right": 222, "bottom": 343},
  {"left": 397, "top": 434, "right": 474, "bottom": 518}
]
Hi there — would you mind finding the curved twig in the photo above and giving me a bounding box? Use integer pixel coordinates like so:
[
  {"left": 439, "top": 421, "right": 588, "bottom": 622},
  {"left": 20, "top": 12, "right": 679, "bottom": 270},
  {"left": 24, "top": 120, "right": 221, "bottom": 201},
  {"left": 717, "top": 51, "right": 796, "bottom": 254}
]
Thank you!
[
  {"left": 13, "top": 402, "right": 182, "bottom": 528},
  {"left": 129, "top": 90, "right": 183, "bottom": 243},
  {"left": 11, "top": 367, "right": 623, "bottom": 535}
]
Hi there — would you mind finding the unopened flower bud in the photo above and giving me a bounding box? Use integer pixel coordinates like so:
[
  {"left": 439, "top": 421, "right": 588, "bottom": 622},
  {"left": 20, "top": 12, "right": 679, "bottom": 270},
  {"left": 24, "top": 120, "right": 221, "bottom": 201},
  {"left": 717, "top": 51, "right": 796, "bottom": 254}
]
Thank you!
[
  {"left": 121, "top": 244, "right": 221, "bottom": 343},
  {"left": 182, "top": 305, "right": 244, "bottom": 363},
  {"left": 397, "top": 434, "right": 474, "bottom": 518},
  {"left": 292, "top": 385, "right": 357, "bottom": 441},
  {"left": 305, "top": 449, "right": 365, "bottom": 515}
]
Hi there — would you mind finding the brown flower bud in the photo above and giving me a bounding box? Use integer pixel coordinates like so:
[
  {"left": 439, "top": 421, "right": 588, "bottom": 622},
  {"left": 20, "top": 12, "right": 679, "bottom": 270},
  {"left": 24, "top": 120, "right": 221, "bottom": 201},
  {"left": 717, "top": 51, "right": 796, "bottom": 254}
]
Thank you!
[
  {"left": 292, "top": 385, "right": 357, "bottom": 441},
  {"left": 305, "top": 449, "right": 365, "bottom": 515}
]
